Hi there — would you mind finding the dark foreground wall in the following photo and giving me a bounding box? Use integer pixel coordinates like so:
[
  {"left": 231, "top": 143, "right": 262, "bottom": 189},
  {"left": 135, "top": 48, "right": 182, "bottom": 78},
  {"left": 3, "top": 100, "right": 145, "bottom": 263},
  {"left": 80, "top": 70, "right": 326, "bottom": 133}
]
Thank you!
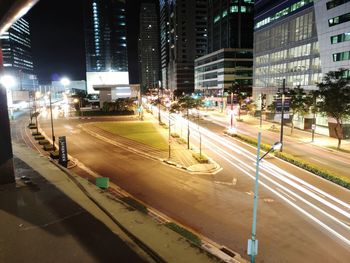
[{"left": 0, "top": 81, "right": 15, "bottom": 184}]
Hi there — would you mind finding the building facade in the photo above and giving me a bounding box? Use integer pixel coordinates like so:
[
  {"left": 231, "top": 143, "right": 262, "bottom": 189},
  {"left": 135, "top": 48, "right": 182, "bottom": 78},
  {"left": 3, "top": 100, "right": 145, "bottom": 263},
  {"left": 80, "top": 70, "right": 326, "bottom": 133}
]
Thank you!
[
  {"left": 194, "top": 48, "right": 253, "bottom": 93},
  {"left": 253, "top": 0, "right": 350, "bottom": 134},
  {"left": 313, "top": 0, "right": 350, "bottom": 74},
  {"left": 194, "top": 0, "right": 254, "bottom": 98},
  {"left": 159, "top": 0, "right": 207, "bottom": 94},
  {"left": 84, "top": 0, "right": 129, "bottom": 94},
  {"left": 138, "top": 1, "right": 160, "bottom": 92},
  {"left": 253, "top": 0, "right": 322, "bottom": 104},
  {"left": 0, "top": 17, "right": 38, "bottom": 92},
  {"left": 207, "top": 0, "right": 254, "bottom": 52}
]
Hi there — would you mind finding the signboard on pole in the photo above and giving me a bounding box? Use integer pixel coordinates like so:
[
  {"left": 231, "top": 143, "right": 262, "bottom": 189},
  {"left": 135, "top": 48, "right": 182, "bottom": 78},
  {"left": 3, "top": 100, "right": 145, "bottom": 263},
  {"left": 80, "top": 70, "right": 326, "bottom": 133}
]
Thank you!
[
  {"left": 58, "top": 136, "right": 68, "bottom": 167},
  {"left": 275, "top": 98, "right": 290, "bottom": 113}
]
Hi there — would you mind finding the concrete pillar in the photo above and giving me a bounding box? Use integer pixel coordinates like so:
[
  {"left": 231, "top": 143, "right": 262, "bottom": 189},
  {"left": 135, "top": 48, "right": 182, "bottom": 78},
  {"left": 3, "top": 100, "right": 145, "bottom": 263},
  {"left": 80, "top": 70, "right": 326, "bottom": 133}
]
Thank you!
[{"left": 0, "top": 48, "right": 15, "bottom": 184}]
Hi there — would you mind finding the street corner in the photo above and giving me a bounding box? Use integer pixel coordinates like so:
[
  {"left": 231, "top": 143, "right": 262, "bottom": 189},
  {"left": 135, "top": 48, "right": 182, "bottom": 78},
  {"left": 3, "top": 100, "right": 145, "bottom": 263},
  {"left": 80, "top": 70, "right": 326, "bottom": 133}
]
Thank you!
[{"left": 186, "top": 161, "right": 222, "bottom": 174}]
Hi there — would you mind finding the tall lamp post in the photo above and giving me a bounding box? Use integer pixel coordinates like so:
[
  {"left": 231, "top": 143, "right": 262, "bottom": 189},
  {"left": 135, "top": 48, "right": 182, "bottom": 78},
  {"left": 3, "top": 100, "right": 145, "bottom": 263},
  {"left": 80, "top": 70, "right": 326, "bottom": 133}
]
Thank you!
[
  {"left": 34, "top": 91, "right": 41, "bottom": 134},
  {"left": 248, "top": 132, "right": 282, "bottom": 263},
  {"left": 48, "top": 90, "right": 56, "bottom": 151}
]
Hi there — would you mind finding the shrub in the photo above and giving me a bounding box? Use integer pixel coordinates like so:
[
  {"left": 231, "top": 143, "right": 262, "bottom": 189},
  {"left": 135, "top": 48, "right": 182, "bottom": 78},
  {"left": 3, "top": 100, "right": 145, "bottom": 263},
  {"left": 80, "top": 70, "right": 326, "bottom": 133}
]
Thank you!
[
  {"left": 192, "top": 153, "right": 209, "bottom": 164},
  {"left": 120, "top": 196, "right": 148, "bottom": 214},
  {"left": 28, "top": 125, "right": 37, "bottom": 129},
  {"left": 32, "top": 131, "right": 41, "bottom": 136},
  {"left": 43, "top": 144, "right": 54, "bottom": 151},
  {"left": 34, "top": 135, "right": 45, "bottom": 140},
  {"left": 50, "top": 150, "right": 59, "bottom": 159},
  {"left": 39, "top": 139, "right": 50, "bottom": 145},
  {"left": 177, "top": 138, "right": 187, "bottom": 145},
  {"left": 28, "top": 123, "right": 36, "bottom": 127},
  {"left": 171, "top": 132, "right": 180, "bottom": 138},
  {"left": 165, "top": 222, "right": 202, "bottom": 246}
]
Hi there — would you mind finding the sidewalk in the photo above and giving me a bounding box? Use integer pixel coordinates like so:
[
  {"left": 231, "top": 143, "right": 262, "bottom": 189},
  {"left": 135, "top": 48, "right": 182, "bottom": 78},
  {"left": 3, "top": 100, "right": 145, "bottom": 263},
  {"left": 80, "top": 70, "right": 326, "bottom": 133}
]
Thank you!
[{"left": 2, "top": 142, "right": 235, "bottom": 263}]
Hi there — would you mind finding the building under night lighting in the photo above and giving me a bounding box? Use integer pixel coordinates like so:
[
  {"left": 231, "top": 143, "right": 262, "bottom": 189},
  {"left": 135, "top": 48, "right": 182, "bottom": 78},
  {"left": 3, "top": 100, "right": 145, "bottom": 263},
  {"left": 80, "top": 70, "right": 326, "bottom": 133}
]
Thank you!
[
  {"left": 159, "top": 0, "right": 208, "bottom": 94},
  {"left": 0, "top": 17, "right": 38, "bottom": 93},
  {"left": 84, "top": 0, "right": 129, "bottom": 94},
  {"left": 138, "top": 1, "right": 160, "bottom": 92}
]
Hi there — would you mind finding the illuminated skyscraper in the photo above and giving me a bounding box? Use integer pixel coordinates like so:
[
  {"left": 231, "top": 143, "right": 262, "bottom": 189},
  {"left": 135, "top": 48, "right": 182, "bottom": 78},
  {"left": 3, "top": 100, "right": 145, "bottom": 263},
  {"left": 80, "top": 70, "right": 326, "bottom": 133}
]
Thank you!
[
  {"left": 0, "top": 17, "right": 37, "bottom": 91},
  {"left": 138, "top": 1, "right": 160, "bottom": 91},
  {"left": 160, "top": 0, "right": 208, "bottom": 94},
  {"left": 84, "top": 0, "right": 129, "bottom": 93}
]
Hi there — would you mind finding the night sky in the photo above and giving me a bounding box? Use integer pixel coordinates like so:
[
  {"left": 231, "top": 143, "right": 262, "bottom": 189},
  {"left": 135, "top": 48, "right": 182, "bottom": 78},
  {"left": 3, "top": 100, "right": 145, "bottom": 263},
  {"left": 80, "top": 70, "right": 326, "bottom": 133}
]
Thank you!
[{"left": 27, "top": 0, "right": 141, "bottom": 85}]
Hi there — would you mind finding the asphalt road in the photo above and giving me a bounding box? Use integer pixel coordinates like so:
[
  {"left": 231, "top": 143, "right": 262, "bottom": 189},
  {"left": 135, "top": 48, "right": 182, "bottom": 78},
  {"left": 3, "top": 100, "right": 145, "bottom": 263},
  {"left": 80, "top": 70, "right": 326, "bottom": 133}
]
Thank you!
[
  {"left": 202, "top": 113, "right": 350, "bottom": 179},
  {"left": 34, "top": 110, "right": 350, "bottom": 263}
]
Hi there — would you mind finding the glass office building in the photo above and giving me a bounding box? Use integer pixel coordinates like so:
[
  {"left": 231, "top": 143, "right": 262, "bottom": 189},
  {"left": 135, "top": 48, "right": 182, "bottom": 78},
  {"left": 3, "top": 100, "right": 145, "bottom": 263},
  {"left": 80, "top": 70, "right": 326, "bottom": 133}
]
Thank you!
[
  {"left": 0, "top": 17, "right": 38, "bottom": 91},
  {"left": 195, "top": 0, "right": 254, "bottom": 97},
  {"left": 253, "top": 0, "right": 321, "bottom": 103}
]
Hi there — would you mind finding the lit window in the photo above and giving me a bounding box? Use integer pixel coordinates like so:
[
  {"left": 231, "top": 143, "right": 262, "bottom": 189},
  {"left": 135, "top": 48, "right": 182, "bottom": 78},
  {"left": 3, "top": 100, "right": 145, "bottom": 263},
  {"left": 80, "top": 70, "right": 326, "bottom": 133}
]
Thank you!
[
  {"left": 214, "top": 15, "right": 220, "bottom": 23},
  {"left": 230, "top": 5, "right": 238, "bottom": 13},
  {"left": 241, "top": 6, "right": 247, "bottom": 12}
]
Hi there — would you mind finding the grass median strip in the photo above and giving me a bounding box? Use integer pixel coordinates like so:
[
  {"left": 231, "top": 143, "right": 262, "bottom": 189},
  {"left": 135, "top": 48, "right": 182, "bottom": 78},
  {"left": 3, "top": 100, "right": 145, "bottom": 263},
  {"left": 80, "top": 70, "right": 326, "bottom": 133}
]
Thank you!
[{"left": 94, "top": 121, "right": 168, "bottom": 151}]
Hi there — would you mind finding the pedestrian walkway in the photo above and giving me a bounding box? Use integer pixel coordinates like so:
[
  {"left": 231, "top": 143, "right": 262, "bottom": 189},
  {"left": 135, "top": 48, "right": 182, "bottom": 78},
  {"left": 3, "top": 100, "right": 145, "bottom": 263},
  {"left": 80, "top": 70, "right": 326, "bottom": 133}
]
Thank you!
[
  {"left": 1, "top": 143, "right": 150, "bottom": 263},
  {"left": 2, "top": 142, "right": 237, "bottom": 263}
]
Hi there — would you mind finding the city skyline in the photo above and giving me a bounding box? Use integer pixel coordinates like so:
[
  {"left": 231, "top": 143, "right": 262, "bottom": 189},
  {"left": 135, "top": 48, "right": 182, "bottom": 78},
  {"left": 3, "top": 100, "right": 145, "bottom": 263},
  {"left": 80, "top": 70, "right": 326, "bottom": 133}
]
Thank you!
[{"left": 27, "top": 0, "right": 142, "bottom": 85}]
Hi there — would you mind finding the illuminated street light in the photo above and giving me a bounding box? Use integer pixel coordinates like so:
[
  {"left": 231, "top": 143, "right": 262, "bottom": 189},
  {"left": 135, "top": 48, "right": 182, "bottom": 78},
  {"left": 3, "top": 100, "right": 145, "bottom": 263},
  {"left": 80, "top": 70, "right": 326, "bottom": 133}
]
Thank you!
[
  {"left": 60, "top": 77, "right": 70, "bottom": 87},
  {"left": 0, "top": 75, "right": 16, "bottom": 119},
  {"left": 47, "top": 90, "right": 56, "bottom": 150},
  {"left": 0, "top": 75, "right": 16, "bottom": 88},
  {"left": 33, "top": 91, "right": 41, "bottom": 134},
  {"left": 248, "top": 133, "right": 282, "bottom": 263}
]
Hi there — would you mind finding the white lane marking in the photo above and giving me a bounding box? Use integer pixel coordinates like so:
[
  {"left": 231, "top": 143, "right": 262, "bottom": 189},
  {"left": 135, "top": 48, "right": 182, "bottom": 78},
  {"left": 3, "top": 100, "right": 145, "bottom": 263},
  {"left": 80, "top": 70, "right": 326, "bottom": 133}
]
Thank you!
[
  {"left": 276, "top": 188, "right": 297, "bottom": 202},
  {"left": 327, "top": 155, "right": 350, "bottom": 165},
  {"left": 186, "top": 118, "right": 350, "bottom": 213},
  {"left": 204, "top": 140, "right": 350, "bottom": 245},
  {"left": 310, "top": 157, "right": 325, "bottom": 164},
  {"left": 192, "top": 134, "right": 350, "bottom": 235}
]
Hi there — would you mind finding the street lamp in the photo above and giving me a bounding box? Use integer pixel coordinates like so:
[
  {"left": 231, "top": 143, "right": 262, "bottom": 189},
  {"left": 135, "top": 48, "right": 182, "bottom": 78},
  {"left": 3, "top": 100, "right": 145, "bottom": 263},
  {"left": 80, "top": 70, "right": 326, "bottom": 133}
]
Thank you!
[
  {"left": 0, "top": 75, "right": 16, "bottom": 120},
  {"left": 248, "top": 132, "right": 281, "bottom": 263},
  {"left": 48, "top": 90, "right": 56, "bottom": 151},
  {"left": 34, "top": 91, "right": 41, "bottom": 134}
]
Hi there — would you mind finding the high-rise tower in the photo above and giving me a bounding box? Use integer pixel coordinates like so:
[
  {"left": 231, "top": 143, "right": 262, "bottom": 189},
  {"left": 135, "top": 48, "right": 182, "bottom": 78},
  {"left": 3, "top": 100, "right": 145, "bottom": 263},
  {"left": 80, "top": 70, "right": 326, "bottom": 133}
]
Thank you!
[
  {"left": 138, "top": 1, "right": 160, "bottom": 92},
  {"left": 159, "top": 0, "right": 207, "bottom": 94},
  {"left": 84, "top": 0, "right": 129, "bottom": 93},
  {"left": 0, "top": 17, "right": 37, "bottom": 91}
]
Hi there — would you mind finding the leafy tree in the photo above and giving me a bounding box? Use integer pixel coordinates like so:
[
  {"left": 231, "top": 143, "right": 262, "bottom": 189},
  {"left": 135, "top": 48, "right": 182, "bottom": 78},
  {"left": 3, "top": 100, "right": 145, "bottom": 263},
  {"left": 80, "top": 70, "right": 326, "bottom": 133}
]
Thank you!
[
  {"left": 170, "top": 95, "right": 203, "bottom": 149},
  {"left": 228, "top": 81, "right": 250, "bottom": 120},
  {"left": 288, "top": 86, "right": 311, "bottom": 134},
  {"left": 316, "top": 68, "right": 350, "bottom": 149}
]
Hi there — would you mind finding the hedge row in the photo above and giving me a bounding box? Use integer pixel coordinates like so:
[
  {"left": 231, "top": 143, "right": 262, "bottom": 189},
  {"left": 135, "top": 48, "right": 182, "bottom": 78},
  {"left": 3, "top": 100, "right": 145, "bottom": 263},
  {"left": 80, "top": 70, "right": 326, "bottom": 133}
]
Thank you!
[
  {"left": 228, "top": 132, "right": 350, "bottom": 190},
  {"left": 192, "top": 153, "right": 209, "bottom": 164},
  {"left": 165, "top": 222, "right": 202, "bottom": 246},
  {"left": 120, "top": 196, "right": 148, "bottom": 214}
]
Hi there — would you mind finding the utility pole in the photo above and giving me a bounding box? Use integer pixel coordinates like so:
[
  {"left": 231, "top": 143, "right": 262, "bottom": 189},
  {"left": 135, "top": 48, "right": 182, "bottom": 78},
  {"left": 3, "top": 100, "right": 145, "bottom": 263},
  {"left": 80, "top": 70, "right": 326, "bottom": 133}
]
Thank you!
[
  {"left": 168, "top": 110, "right": 171, "bottom": 159},
  {"left": 259, "top": 93, "right": 265, "bottom": 128},
  {"left": 49, "top": 90, "right": 55, "bottom": 151},
  {"left": 280, "top": 79, "right": 286, "bottom": 152}
]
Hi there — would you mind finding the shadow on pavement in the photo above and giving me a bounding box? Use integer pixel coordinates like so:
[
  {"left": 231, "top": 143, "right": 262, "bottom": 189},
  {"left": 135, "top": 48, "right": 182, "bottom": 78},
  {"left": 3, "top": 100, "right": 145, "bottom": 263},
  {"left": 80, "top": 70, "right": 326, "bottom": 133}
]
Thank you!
[{"left": 0, "top": 157, "right": 148, "bottom": 263}]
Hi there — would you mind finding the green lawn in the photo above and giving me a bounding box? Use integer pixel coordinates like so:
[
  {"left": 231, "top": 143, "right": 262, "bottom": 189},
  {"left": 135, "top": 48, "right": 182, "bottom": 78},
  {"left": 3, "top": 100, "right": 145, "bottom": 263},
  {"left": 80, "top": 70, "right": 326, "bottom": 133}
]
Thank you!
[{"left": 94, "top": 121, "right": 168, "bottom": 150}]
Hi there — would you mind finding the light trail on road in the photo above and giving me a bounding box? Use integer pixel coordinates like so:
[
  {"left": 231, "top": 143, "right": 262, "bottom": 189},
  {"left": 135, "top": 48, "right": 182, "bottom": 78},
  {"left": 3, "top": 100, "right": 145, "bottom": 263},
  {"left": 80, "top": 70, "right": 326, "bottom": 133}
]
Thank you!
[{"left": 157, "top": 107, "right": 350, "bottom": 247}]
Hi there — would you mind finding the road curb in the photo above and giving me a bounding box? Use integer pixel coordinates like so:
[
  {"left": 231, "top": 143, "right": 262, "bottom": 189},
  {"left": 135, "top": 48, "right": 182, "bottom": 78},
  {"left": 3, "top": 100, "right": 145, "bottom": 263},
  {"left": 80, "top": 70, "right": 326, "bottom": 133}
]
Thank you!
[{"left": 50, "top": 158, "right": 245, "bottom": 263}]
